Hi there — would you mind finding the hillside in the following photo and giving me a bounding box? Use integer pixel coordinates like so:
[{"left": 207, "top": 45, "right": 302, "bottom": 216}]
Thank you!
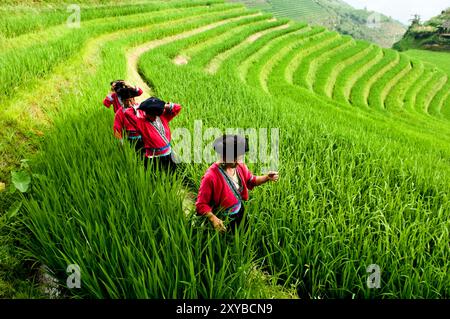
[
  {"left": 228, "top": 0, "right": 406, "bottom": 47},
  {"left": 0, "top": 0, "right": 449, "bottom": 299},
  {"left": 394, "top": 8, "right": 450, "bottom": 51}
]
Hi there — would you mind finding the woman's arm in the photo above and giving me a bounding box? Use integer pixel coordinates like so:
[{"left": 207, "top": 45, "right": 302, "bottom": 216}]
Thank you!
[
  {"left": 241, "top": 164, "right": 278, "bottom": 188},
  {"left": 163, "top": 102, "right": 182, "bottom": 122},
  {"left": 135, "top": 86, "right": 143, "bottom": 96},
  {"left": 196, "top": 174, "right": 227, "bottom": 233},
  {"left": 103, "top": 94, "right": 113, "bottom": 108},
  {"left": 252, "top": 172, "right": 279, "bottom": 186}
]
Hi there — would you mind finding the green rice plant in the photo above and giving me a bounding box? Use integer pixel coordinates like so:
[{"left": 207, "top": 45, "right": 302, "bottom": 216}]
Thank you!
[
  {"left": 333, "top": 45, "right": 382, "bottom": 104},
  {"left": 313, "top": 41, "right": 371, "bottom": 98},
  {"left": 384, "top": 59, "right": 423, "bottom": 113},
  {"left": 236, "top": 26, "right": 322, "bottom": 84},
  {"left": 428, "top": 82, "right": 450, "bottom": 118},
  {"left": 350, "top": 49, "right": 399, "bottom": 108},
  {"left": 220, "top": 23, "right": 308, "bottom": 78},
  {"left": 1, "top": 1, "right": 236, "bottom": 53},
  {"left": 441, "top": 91, "right": 450, "bottom": 120},
  {"left": 292, "top": 35, "right": 353, "bottom": 90},
  {"left": 283, "top": 32, "right": 339, "bottom": 86},
  {"left": 246, "top": 28, "right": 332, "bottom": 91},
  {"left": 0, "top": 4, "right": 253, "bottom": 185},
  {"left": 367, "top": 54, "right": 411, "bottom": 110},
  {"left": 192, "top": 18, "right": 289, "bottom": 69},
  {"left": 266, "top": 37, "right": 450, "bottom": 156},
  {"left": 181, "top": 13, "right": 277, "bottom": 64},
  {"left": 206, "top": 21, "right": 293, "bottom": 74},
  {"left": 18, "top": 5, "right": 294, "bottom": 298},
  {"left": 154, "top": 10, "right": 306, "bottom": 84},
  {"left": 415, "top": 70, "right": 447, "bottom": 115},
  {"left": 140, "top": 27, "right": 450, "bottom": 298},
  {"left": 177, "top": 12, "right": 270, "bottom": 59},
  {"left": 403, "top": 67, "right": 434, "bottom": 114}
]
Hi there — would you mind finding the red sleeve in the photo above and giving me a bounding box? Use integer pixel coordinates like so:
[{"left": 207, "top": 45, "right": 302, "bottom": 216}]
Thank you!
[
  {"left": 196, "top": 173, "right": 214, "bottom": 216},
  {"left": 113, "top": 110, "right": 124, "bottom": 139},
  {"left": 135, "top": 87, "right": 143, "bottom": 96},
  {"left": 162, "top": 103, "right": 182, "bottom": 122},
  {"left": 103, "top": 94, "right": 113, "bottom": 108},
  {"left": 240, "top": 164, "right": 257, "bottom": 190}
]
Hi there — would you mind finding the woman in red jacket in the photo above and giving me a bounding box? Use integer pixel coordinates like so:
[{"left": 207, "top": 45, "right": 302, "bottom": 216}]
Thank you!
[
  {"left": 113, "top": 87, "right": 144, "bottom": 157},
  {"left": 196, "top": 135, "right": 279, "bottom": 233},
  {"left": 103, "top": 80, "right": 143, "bottom": 113},
  {"left": 125, "top": 97, "right": 182, "bottom": 171}
]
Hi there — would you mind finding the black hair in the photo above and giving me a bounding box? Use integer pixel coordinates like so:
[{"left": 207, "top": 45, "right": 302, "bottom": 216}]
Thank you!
[
  {"left": 111, "top": 80, "right": 127, "bottom": 93},
  {"left": 110, "top": 79, "right": 125, "bottom": 86},
  {"left": 116, "top": 87, "right": 139, "bottom": 100}
]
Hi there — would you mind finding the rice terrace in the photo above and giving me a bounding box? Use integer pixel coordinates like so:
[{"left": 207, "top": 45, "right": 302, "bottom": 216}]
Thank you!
[{"left": 0, "top": 0, "right": 449, "bottom": 301}]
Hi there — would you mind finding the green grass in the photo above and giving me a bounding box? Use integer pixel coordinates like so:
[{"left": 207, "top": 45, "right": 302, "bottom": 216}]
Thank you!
[{"left": 1, "top": 0, "right": 450, "bottom": 299}]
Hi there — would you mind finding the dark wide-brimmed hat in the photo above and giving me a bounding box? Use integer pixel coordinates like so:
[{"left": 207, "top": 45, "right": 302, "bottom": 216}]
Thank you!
[
  {"left": 213, "top": 134, "right": 249, "bottom": 161},
  {"left": 138, "top": 96, "right": 166, "bottom": 116}
]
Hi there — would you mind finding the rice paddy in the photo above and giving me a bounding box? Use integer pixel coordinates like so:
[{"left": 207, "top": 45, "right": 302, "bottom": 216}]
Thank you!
[{"left": 1, "top": 0, "right": 449, "bottom": 299}]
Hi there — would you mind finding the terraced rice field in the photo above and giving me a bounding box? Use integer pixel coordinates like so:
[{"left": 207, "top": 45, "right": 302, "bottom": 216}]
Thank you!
[
  {"left": 228, "top": 0, "right": 329, "bottom": 25},
  {"left": 268, "top": 0, "right": 327, "bottom": 24},
  {"left": 1, "top": 0, "right": 449, "bottom": 299}
]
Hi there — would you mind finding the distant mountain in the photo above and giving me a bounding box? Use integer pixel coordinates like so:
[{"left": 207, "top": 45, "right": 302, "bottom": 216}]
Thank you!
[
  {"left": 227, "top": 0, "right": 407, "bottom": 47},
  {"left": 394, "top": 8, "right": 450, "bottom": 52}
]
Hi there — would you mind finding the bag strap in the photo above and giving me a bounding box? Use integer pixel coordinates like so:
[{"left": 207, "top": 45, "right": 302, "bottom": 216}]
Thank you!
[
  {"left": 149, "top": 117, "right": 170, "bottom": 146},
  {"left": 217, "top": 165, "right": 243, "bottom": 202}
]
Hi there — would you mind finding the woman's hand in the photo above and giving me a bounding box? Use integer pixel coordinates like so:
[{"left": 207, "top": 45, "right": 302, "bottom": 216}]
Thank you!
[
  {"left": 207, "top": 213, "right": 227, "bottom": 233},
  {"left": 266, "top": 171, "right": 279, "bottom": 182}
]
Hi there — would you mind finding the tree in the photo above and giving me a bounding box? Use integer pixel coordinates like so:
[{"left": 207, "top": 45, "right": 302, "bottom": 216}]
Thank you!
[{"left": 410, "top": 14, "right": 421, "bottom": 26}]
